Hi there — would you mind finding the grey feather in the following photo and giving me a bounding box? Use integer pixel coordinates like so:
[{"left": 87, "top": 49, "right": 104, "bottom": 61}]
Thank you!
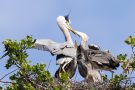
[
  {"left": 78, "top": 45, "right": 119, "bottom": 71},
  {"left": 55, "top": 58, "right": 77, "bottom": 79},
  {"left": 34, "top": 39, "right": 76, "bottom": 57}
]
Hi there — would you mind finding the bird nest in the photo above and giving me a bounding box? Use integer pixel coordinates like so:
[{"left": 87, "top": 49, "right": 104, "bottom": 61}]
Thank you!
[{"left": 54, "top": 78, "right": 135, "bottom": 90}]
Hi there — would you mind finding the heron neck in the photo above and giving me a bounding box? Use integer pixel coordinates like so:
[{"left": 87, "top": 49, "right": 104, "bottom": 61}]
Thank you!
[
  {"left": 81, "top": 40, "right": 89, "bottom": 49},
  {"left": 72, "top": 30, "right": 89, "bottom": 49},
  {"left": 62, "top": 28, "right": 73, "bottom": 45}
]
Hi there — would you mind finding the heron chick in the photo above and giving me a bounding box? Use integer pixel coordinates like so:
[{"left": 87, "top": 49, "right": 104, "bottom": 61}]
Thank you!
[{"left": 69, "top": 27, "right": 119, "bottom": 79}]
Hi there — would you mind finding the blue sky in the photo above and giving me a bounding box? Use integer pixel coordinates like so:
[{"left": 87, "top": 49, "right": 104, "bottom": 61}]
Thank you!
[{"left": 0, "top": 0, "right": 135, "bottom": 82}]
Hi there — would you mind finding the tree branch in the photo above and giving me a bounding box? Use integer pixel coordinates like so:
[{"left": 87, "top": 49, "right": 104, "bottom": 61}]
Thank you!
[
  {"left": 131, "top": 46, "right": 135, "bottom": 56},
  {"left": 47, "top": 59, "right": 52, "bottom": 70},
  {"left": 0, "top": 68, "right": 18, "bottom": 80},
  {"left": 0, "top": 80, "right": 15, "bottom": 84}
]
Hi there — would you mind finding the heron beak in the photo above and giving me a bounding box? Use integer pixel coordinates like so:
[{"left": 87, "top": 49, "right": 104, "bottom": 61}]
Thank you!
[{"left": 66, "top": 22, "right": 77, "bottom": 35}]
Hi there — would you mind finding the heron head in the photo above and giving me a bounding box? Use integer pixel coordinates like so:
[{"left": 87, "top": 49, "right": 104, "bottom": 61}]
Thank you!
[
  {"left": 65, "top": 24, "right": 89, "bottom": 43},
  {"left": 56, "top": 15, "right": 78, "bottom": 35},
  {"left": 57, "top": 15, "right": 89, "bottom": 43},
  {"left": 57, "top": 15, "right": 73, "bottom": 33}
]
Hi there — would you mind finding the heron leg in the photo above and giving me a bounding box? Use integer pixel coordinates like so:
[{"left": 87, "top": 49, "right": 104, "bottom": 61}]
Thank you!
[
  {"left": 57, "top": 64, "right": 67, "bottom": 78},
  {"left": 61, "top": 62, "right": 69, "bottom": 72}
]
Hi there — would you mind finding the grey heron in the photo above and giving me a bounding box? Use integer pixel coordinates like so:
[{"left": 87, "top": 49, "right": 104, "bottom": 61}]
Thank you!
[
  {"left": 76, "top": 45, "right": 103, "bottom": 82},
  {"left": 66, "top": 28, "right": 102, "bottom": 82},
  {"left": 69, "top": 29, "right": 119, "bottom": 80},
  {"left": 34, "top": 15, "right": 77, "bottom": 79}
]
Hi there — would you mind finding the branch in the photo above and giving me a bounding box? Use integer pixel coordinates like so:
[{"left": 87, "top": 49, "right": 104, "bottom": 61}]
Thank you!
[
  {"left": 126, "top": 77, "right": 135, "bottom": 80},
  {"left": 15, "top": 61, "right": 21, "bottom": 68},
  {"left": 131, "top": 46, "right": 135, "bottom": 56},
  {"left": 0, "top": 68, "right": 18, "bottom": 80},
  {"left": 25, "top": 75, "right": 47, "bottom": 90},
  {"left": 47, "top": 59, "right": 52, "bottom": 70},
  {"left": 0, "top": 80, "right": 15, "bottom": 84},
  {"left": 35, "top": 83, "right": 47, "bottom": 90}
]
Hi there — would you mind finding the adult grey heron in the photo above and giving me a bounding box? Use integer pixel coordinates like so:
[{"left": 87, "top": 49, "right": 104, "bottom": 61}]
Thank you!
[
  {"left": 34, "top": 15, "right": 77, "bottom": 78},
  {"left": 69, "top": 29, "right": 119, "bottom": 80}
]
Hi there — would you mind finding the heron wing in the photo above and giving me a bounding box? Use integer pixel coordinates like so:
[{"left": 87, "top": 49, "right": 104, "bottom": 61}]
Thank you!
[
  {"left": 86, "top": 49, "right": 119, "bottom": 69},
  {"left": 35, "top": 39, "right": 56, "bottom": 51},
  {"left": 86, "top": 49, "right": 119, "bottom": 70},
  {"left": 64, "top": 59, "right": 77, "bottom": 78},
  {"left": 34, "top": 39, "right": 76, "bottom": 57},
  {"left": 77, "top": 60, "right": 88, "bottom": 78},
  {"left": 77, "top": 59, "right": 103, "bottom": 82},
  {"left": 56, "top": 55, "right": 73, "bottom": 65}
]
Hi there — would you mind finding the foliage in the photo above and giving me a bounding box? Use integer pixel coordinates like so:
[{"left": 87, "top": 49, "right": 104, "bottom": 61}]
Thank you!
[
  {"left": 110, "top": 36, "right": 135, "bottom": 90},
  {"left": 0, "top": 36, "right": 59, "bottom": 90},
  {"left": 0, "top": 35, "right": 135, "bottom": 90}
]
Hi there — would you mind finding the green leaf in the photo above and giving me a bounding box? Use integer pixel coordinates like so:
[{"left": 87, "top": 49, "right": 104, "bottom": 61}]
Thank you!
[
  {"left": 59, "top": 72, "right": 69, "bottom": 82},
  {"left": 117, "top": 54, "right": 127, "bottom": 61},
  {"left": 10, "top": 74, "right": 16, "bottom": 80},
  {"left": 102, "top": 74, "right": 107, "bottom": 81},
  {"left": 130, "top": 61, "right": 135, "bottom": 69},
  {"left": 0, "top": 86, "right": 2, "bottom": 90},
  {"left": 133, "top": 56, "right": 135, "bottom": 61},
  {"left": 125, "top": 36, "right": 135, "bottom": 46}
]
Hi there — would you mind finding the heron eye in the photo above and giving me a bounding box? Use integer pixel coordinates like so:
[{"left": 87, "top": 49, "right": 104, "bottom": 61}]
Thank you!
[
  {"left": 88, "top": 53, "right": 91, "bottom": 56},
  {"left": 91, "top": 52, "right": 95, "bottom": 55},
  {"left": 88, "top": 52, "right": 95, "bottom": 56},
  {"left": 65, "top": 21, "right": 68, "bottom": 24},
  {"left": 77, "top": 54, "right": 82, "bottom": 59}
]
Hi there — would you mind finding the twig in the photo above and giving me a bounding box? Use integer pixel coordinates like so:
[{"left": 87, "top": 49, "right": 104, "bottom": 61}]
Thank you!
[
  {"left": 0, "top": 80, "right": 14, "bottom": 84},
  {"left": 123, "top": 55, "right": 133, "bottom": 74},
  {"left": 131, "top": 46, "right": 135, "bottom": 56},
  {"left": 47, "top": 59, "right": 52, "bottom": 71},
  {"left": 126, "top": 77, "right": 135, "bottom": 80},
  {"left": 124, "top": 60, "right": 130, "bottom": 73},
  {"left": 25, "top": 75, "right": 47, "bottom": 90},
  {"left": 14, "top": 61, "right": 21, "bottom": 68},
  {"left": 0, "top": 68, "right": 18, "bottom": 80},
  {"left": 124, "top": 78, "right": 129, "bottom": 90},
  {"left": 35, "top": 83, "right": 47, "bottom": 90}
]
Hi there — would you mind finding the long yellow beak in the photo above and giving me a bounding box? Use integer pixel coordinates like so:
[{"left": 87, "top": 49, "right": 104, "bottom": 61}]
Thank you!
[
  {"left": 66, "top": 22, "right": 77, "bottom": 35},
  {"left": 66, "top": 22, "right": 79, "bottom": 48}
]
